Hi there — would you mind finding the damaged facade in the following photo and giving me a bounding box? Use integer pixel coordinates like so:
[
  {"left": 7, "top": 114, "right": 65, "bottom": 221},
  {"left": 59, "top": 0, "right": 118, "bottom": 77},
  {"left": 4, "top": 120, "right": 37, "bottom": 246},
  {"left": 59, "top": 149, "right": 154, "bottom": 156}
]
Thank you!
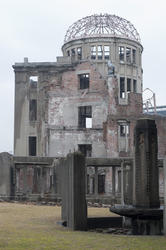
[{"left": 10, "top": 14, "right": 166, "bottom": 202}]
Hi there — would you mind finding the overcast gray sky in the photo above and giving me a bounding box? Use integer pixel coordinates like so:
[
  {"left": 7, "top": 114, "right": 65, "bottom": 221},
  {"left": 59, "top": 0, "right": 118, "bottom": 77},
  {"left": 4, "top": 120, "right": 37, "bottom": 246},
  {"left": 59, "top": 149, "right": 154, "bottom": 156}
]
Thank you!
[{"left": 0, "top": 0, "right": 166, "bottom": 153}]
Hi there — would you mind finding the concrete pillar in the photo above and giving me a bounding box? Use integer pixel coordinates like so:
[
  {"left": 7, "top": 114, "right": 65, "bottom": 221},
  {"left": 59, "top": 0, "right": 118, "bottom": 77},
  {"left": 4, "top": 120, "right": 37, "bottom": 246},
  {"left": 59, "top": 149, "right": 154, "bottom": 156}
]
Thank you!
[
  {"left": 164, "top": 158, "right": 166, "bottom": 235},
  {"left": 112, "top": 167, "right": 115, "bottom": 197},
  {"left": 94, "top": 167, "right": 98, "bottom": 195},
  {"left": 121, "top": 161, "right": 124, "bottom": 205},
  {"left": 134, "top": 119, "right": 160, "bottom": 208},
  {"left": 61, "top": 152, "right": 87, "bottom": 230}
]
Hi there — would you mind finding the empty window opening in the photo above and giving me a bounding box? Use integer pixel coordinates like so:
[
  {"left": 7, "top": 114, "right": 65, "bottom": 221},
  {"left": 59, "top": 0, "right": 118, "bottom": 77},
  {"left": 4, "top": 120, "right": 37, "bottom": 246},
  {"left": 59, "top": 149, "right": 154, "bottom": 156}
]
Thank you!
[
  {"left": 78, "top": 144, "right": 92, "bottom": 157},
  {"left": 104, "top": 46, "right": 110, "bottom": 60},
  {"left": 117, "top": 170, "right": 121, "bottom": 193},
  {"left": 71, "top": 48, "right": 75, "bottom": 56},
  {"left": 29, "top": 136, "right": 36, "bottom": 156},
  {"left": 67, "top": 50, "right": 70, "bottom": 56},
  {"left": 120, "top": 77, "right": 125, "bottom": 98},
  {"left": 29, "top": 76, "right": 38, "bottom": 87},
  {"left": 77, "top": 47, "right": 82, "bottom": 59},
  {"left": 133, "top": 79, "right": 137, "bottom": 93},
  {"left": 97, "top": 45, "right": 103, "bottom": 60},
  {"left": 126, "top": 48, "right": 131, "bottom": 63},
  {"left": 49, "top": 169, "right": 54, "bottom": 189},
  {"left": 91, "top": 46, "right": 96, "bottom": 59},
  {"left": 86, "top": 175, "right": 95, "bottom": 194},
  {"left": 98, "top": 175, "right": 105, "bottom": 194},
  {"left": 78, "top": 106, "right": 92, "bottom": 128},
  {"left": 120, "top": 124, "right": 129, "bottom": 137},
  {"left": 132, "top": 49, "right": 136, "bottom": 64},
  {"left": 119, "top": 47, "right": 124, "bottom": 62},
  {"left": 79, "top": 74, "right": 89, "bottom": 89},
  {"left": 127, "top": 78, "right": 131, "bottom": 92},
  {"left": 29, "top": 99, "right": 37, "bottom": 121}
]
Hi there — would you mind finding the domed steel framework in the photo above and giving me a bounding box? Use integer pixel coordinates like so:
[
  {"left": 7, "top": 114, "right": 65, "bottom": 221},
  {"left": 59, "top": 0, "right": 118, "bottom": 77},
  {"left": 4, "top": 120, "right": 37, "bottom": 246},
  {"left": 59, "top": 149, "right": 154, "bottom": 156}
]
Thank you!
[{"left": 64, "top": 14, "right": 141, "bottom": 44}]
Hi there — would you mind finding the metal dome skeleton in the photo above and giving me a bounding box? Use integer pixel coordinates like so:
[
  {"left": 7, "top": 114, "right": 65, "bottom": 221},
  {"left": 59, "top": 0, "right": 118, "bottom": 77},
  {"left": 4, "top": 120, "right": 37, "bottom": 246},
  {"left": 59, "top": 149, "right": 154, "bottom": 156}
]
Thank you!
[{"left": 64, "top": 14, "right": 141, "bottom": 44}]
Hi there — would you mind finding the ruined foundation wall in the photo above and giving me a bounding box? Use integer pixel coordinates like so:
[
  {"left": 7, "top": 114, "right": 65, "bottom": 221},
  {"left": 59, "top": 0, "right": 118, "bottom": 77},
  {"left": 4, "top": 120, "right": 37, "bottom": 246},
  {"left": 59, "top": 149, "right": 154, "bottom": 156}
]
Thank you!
[{"left": 0, "top": 152, "right": 13, "bottom": 199}]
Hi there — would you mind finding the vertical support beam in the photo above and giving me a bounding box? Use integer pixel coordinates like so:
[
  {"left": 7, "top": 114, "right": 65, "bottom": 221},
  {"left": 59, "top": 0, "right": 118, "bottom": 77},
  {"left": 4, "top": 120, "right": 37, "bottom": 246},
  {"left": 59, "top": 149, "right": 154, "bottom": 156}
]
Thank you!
[
  {"left": 121, "top": 161, "right": 124, "bottom": 205},
  {"left": 94, "top": 167, "right": 98, "bottom": 195},
  {"left": 164, "top": 158, "right": 166, "bottom": 235},
  {"left": 112, "top": 166, "right": 115, "bottom": 197}
]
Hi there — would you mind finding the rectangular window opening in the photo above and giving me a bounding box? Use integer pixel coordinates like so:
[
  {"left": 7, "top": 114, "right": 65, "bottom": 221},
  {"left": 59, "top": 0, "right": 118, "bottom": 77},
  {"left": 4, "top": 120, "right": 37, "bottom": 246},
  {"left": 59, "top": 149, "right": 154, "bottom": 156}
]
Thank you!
[
  {"left": 91, "top": 46, "right": 96, "bottom": 60},
  {"left": 120, "top": 124, "right": 129, "bottom": 137},
  {"left": 127, "top": 78, "right": 131, "bottom": 92},
  {"left": 78, "top": 144, "right": 92, "bottom": 157},
  {"left": 120, "top": 77, "right": 125, "bottom": 98},
  {"left": 133, "top": 79, "right": 137, "bottom": 93},
  {"left": 98, "top": 175, "right": 105, "bottom": 194},
  {"left": 132, "top": 49, "right": 136, "bottom": 64},
  {"left": 79, "top": 74, "right": 89, "bottom": 89},
  {"left": 97, "top": 45, "right": 103, "bottom": 60},
  {"left": 29, "top": 99, "right": 37, "bottom": 121},
  {"left": 29, "top": 76, "right": 38, "bottom": 87},
  {"left": 104, "top": 46, "right": 110, "bottom": 60},
  {"left": 29, "top": 136, "right": 36, "bottom": 156},
  {"left": 126, "top": 48, "right": 131, "bottom": 63},
  {"left": 78, "top": 106, "right": 92, "bottom": 128},
  {"left": 86, "top": 174, "right": 95, "bottom": 194},
  {"left": 71, "top": 48, "right": 75, "bottom": 56},
  {"left": 77, "top": 47, "right": 82, "bottom": 59},
  {"left": 119, "top": 46, "right": 124, "bottom": 62},
  {"left": 67, "top": 50, "right": 70, "bottom": 56}
]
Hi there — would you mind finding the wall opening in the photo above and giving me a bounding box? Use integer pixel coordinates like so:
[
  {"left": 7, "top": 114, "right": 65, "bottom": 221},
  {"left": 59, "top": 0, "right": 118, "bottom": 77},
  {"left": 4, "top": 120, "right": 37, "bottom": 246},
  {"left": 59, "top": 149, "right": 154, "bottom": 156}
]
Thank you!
[
  {"left": 132, "top": 49, "right": 136, "bottom": 63},
  {"left": 120, "top": 77, "right": 125, "bottom": 98},
  {"left": 118, "top": 121, "right": 129, "bottom": 152},
  {"left": 98, "top": 174, "right": 105, "bottom": 194},
  {"left": 91, "top": 46, "right": 96, "bottom": 59},
  {"left": 79, "top": 74, "right": 89, "bottom": 89},
  {"left": 78, "top": 106, "right": 92, "bottom": 128},
  {"left": 97, "top": 45, "right": 103, "bottom": 60},
  {"left": 77, "top": 47, "right": 82, "bottom": 59},
  {"left": 126, "top": 47, "right": 131, "bottom": 63},
  {"left": 29, "top": 76, "right": 38, "bottom": 87},
  {"left": 29, "top": 136, "right": 37, "bottom": 156},
  {"left": 29, "top": 99, "right": 37, "bottom": 121},
  {"left": 78, "top": 144, "right": 92, "bottom": 157},
  {"left": 104, "top": 46, "right": 110, "bottom": 60},
  {"left": 133, "top": 79, "right": 137, "bottom": 93},
  {"left": 119, "top": 46, "right": 124, "bottom": 62},
  {"left": 127, "top": 78, "right": 131, "bottom": 93}
]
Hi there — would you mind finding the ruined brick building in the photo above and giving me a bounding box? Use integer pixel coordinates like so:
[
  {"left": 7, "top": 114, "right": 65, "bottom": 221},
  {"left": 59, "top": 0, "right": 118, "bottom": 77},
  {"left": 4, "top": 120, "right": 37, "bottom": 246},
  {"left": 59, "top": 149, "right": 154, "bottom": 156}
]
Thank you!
[{"left": 10, "top": 14, "right": 166, "bottom": 202}]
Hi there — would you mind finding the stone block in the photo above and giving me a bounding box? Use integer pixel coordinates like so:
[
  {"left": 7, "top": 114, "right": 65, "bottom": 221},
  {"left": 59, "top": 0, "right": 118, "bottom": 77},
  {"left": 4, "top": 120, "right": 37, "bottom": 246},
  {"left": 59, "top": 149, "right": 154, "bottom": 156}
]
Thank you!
[{"left": 61, "top": 152, "right": 87, "bottom": 230}]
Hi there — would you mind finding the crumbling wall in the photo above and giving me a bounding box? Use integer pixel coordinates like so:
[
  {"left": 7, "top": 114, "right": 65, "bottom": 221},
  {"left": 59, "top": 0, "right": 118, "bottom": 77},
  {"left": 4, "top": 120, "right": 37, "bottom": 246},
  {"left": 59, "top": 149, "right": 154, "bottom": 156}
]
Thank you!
[
  {"left": 13, "top": 157, "right": 59, "bottom": 201},
  {"left": 47, "top": 62, "right": 108, "bottom": 157}
]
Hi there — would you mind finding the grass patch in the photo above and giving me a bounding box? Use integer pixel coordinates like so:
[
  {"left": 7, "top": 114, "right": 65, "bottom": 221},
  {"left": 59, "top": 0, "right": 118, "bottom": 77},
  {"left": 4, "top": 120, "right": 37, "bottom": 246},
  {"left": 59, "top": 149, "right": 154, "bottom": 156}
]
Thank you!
[{"left": 0, "top": 202, "right": 165, "bottom": 249}]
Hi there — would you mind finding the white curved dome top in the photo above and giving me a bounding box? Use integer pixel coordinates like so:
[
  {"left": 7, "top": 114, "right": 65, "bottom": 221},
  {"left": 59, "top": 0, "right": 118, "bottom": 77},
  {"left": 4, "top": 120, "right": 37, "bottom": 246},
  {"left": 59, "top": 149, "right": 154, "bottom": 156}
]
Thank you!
[{"left": 64, "top": 14, "right": 141, "bottom": 44}]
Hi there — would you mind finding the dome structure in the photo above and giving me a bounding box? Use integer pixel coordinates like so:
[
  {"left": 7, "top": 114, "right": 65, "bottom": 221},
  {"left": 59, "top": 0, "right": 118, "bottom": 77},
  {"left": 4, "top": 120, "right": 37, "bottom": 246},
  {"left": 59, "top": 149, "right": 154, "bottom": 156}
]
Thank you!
[{"left": 64, "top": 14, "right": 141, "bottom": 44}]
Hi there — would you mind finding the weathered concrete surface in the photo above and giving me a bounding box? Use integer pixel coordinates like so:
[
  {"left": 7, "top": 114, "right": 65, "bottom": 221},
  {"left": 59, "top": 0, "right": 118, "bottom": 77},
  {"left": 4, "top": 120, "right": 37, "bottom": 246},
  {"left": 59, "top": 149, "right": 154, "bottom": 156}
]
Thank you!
[
  {"left": 164, "top": 158, "right": 166, "bottom": 235},
  {"left": 0, "top": 152, "right": 13, "bottom": 199},
  {"left": 13, "top": 156, "right": 58, "bottom": 201},
  {"left": 134, "top": 119, "right": 160, "bottom": 208},
  {"left": 110, "top": 119, "right": 163, "bottom": 235},
  {"left": 61, "top": 152, "right": 87, "bottom": 230}
]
